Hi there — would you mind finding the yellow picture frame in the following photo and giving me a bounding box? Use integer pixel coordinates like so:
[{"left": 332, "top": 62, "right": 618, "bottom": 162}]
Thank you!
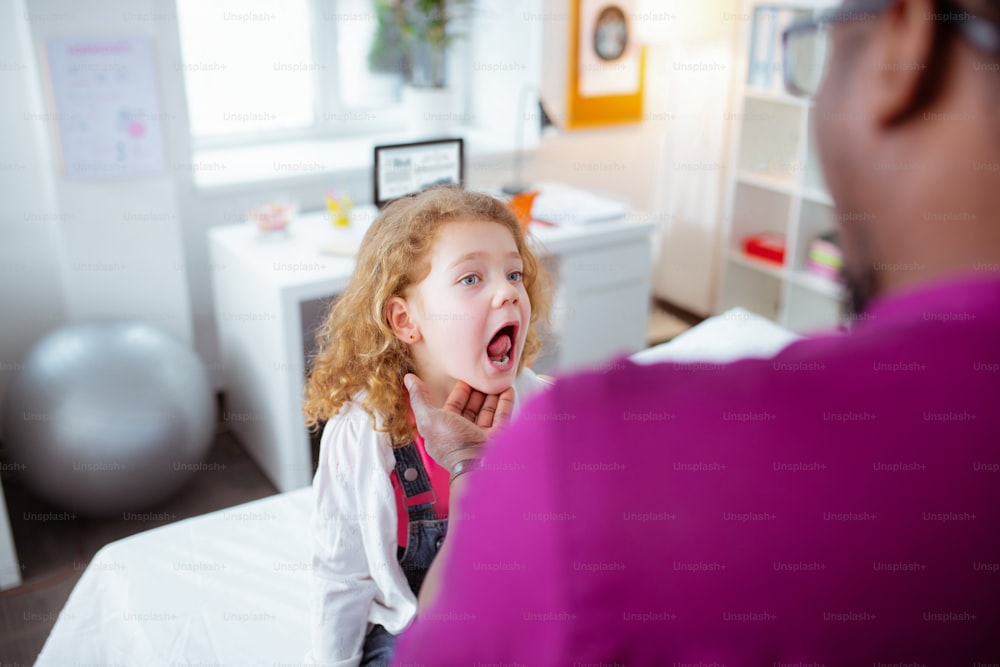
[{"left": 565, "top": 0, "right": 646, "bottom": 129}]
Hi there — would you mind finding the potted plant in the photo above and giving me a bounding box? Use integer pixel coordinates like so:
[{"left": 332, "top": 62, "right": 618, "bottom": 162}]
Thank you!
[
  {"left": 367, "top": 0, "right": 408, "bottom": 96},
  {"left": 381, "top": 0, "right": 472, "bottom": 134}
]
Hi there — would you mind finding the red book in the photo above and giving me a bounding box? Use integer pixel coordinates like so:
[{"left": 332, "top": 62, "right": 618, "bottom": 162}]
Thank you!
[{"left": 743, "top": 231, "right": 786, "bottom": 265}]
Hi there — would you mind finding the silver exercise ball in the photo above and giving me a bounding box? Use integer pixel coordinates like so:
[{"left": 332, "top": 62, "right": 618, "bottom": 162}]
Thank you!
[{"left": 1, "top": 320, "right": 215, "bottom": 518}]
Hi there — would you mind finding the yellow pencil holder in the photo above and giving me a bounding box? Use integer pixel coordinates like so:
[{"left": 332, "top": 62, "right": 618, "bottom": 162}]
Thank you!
[{"left": 326, "top": 191, "right": 353, "bottom": 227}]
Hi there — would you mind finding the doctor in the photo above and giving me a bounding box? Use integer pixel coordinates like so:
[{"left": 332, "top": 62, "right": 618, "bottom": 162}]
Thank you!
[{"left": 394, "top": 0, "right": 1000, "bottom": 663}]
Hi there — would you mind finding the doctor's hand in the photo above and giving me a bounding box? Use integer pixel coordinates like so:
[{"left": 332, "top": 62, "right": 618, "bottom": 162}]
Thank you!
[{"left": 404, "top": 373, "right": 515, "bottom": 474}]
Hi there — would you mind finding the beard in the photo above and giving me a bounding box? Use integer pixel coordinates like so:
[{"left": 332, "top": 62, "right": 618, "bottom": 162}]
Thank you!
[
  {"left": 840, "top": 253, "right": 879, "bottom": 322},
  {"left": 842, "top": 266, "right": 870, "bottom": 320},
  {"left": 835, "top": 213, "right": 879, "bottom": 322}
]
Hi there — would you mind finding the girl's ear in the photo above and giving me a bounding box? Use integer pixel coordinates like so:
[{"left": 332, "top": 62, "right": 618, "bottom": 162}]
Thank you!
[{"left": 387, "top": 296, "right": 420, "bottom": 343}]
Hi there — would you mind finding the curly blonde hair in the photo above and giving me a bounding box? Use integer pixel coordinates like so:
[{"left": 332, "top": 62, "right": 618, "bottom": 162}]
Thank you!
[{"left": 303, "top": 186, "right": 552, "bottom": 446}]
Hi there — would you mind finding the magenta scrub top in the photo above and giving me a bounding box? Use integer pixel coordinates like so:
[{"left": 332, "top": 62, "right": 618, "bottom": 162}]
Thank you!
[{"left": 392, "top": 273, "right": 1000, "bottom": 666}]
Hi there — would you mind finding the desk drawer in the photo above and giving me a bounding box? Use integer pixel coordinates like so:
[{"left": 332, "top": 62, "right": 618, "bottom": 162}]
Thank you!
[
  {"left": 556, "top": 282, "right": 650, "bottom": 370},
  {"left": 555, "top": 239, "right": 652, "bottom": 292}
]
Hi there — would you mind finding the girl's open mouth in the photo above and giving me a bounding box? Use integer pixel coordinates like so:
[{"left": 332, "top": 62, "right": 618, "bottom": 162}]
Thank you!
[{"left": 486, "top": 323, "right": 518, "bottom": 371}]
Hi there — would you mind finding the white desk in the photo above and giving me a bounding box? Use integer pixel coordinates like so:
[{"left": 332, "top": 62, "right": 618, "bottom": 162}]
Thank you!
[{"left": 208, "top": 209, "right": 654, "bottom": 492}]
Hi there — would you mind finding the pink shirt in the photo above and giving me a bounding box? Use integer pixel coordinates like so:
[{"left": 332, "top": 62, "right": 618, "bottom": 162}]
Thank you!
[{"left": 392, "top": 274, "right": 1000, "bottom": 665}]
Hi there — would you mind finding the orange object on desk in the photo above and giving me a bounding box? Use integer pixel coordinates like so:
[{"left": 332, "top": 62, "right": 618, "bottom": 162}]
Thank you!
[
  {"left": 506, "top": 191, "right": 539, "bottom": 231},
  {"left": 743, "top": 231, "right": 786, "bottom": 265}
]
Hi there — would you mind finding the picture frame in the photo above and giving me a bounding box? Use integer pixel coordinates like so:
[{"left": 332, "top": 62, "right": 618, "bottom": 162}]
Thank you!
[
  {"left": 565, "top": 0, "right": 646, "bottom": 129},
  {"left": 372, "top": 138, "right": 465, "bottom": 208}
]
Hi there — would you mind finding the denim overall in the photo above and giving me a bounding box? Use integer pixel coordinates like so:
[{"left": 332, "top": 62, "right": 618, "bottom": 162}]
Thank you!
[{"left": 360, "top": 441, "right": 448, "bottom": 667}]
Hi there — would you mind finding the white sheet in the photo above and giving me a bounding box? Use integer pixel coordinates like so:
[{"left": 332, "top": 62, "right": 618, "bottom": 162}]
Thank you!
[
  {"left": 35, "top": 488, "right": 314, "bottom": 666},
  {"left": 36, "top": 308, "right": 798, "bottom": 665},
  {"left": 631, "top": 306, "right": 799, "bottom": 364}
]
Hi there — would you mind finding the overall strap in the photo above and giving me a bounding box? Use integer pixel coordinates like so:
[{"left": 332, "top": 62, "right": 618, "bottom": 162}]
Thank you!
[{"left": 393, "top": 441, "right": 437, "bottom": 522}]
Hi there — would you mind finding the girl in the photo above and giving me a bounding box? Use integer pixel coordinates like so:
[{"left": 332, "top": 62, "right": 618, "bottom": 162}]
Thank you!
[{"left": 303, "top": 186, "right": 553, "bottom": 666}]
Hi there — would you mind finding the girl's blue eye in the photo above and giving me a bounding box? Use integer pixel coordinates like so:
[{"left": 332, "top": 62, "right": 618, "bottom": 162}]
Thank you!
[
  {"left": 508, "top": 271, "right": 523, "bottom": 282},
  {"left": 460, "top": 274, "right": 479, "bottom": 286}
]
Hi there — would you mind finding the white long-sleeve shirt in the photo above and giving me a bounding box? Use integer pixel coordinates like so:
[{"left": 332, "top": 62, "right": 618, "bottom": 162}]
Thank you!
[{"left": 306, "top": 369, "right": 551, "bottom": 666}]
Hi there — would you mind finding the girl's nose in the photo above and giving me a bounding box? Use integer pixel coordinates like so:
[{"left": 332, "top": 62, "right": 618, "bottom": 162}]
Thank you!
[{"left": 493, "top": 281, "right": 519, "bottom": 307}]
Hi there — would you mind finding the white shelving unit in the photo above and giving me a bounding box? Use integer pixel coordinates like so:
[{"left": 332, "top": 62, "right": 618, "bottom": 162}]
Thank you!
[{"left": 717, "top": 0, "right": 844, "bottom": 333}]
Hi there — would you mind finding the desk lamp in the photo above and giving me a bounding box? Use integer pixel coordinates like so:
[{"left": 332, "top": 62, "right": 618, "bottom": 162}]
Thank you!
[{"left": 502, "top": 89, "right": 556, "bottom": 196}]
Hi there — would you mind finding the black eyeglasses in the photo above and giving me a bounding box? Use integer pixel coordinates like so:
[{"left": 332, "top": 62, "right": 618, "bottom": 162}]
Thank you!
[{"left": 782, "top": 0, "right": 1000, "bottom": 97}]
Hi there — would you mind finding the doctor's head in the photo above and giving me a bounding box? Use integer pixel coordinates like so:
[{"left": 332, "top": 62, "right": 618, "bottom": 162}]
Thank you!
[{"left": 785, "top": 0, "right": 1000, "bottom": 315}]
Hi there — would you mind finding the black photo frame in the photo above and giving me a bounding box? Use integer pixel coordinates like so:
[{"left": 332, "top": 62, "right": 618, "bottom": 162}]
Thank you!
[{"left": 372, "top": 138, "right": 465, "bottom": 209}]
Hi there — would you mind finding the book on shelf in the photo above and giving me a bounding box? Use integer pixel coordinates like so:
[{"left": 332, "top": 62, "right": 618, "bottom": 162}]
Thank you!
[
  {"left": 747, "top": 6, "right": 802, "bottom": 94},
  {"left": 743, "top": 231, "right": 787, "bottom": 265},
  {"left": 807, "top": 230, "right": 843, "bottom": 280},
  {"left": 748, "top": 6, "right": 776, "bottom": 90}
]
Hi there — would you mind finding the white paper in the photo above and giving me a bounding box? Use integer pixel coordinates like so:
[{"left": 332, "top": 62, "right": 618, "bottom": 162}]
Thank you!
[
  {"left": 531, "top": 183, "right": 629, "bottom": 225},
  {"left": 44, "top": 36, "right": 167, "bottom": 179}
]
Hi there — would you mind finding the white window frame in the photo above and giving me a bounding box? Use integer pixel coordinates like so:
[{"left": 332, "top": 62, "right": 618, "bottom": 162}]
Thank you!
[
  {"left": 185, "top": 0, "right": 408, "bottom": 152},
  {"left": 179, "top": 0, "right": 541, "bottom": 191}
]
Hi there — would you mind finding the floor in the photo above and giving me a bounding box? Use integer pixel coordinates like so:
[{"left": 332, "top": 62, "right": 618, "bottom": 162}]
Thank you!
[
  {"left": 647, "top": 298, "right": 700, "bottom": 347},
  {"left": 0, "top": 300, "right": 699, "bottom": 663}
]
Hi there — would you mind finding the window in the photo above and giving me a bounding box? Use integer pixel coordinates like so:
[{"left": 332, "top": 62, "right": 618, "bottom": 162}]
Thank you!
[{"left": 176, "top": 0, "right": 403, "bottom": 144}]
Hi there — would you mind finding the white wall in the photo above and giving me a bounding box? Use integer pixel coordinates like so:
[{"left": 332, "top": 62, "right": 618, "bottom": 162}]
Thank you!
[
  {"left": 0, "top": 0, "right": 69, "bottom": 435},
  {"left": 645, "top": 13, "right": 742, "bottom": 316},
  {"left": 22, "top": 0, "right": 194, "bottom": 340},
  {"left": 1, "top": 0, "right": 202, "bottom": 429},
  {"left": 0, "top": 0, "right": 202, "bottom": 418}
]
